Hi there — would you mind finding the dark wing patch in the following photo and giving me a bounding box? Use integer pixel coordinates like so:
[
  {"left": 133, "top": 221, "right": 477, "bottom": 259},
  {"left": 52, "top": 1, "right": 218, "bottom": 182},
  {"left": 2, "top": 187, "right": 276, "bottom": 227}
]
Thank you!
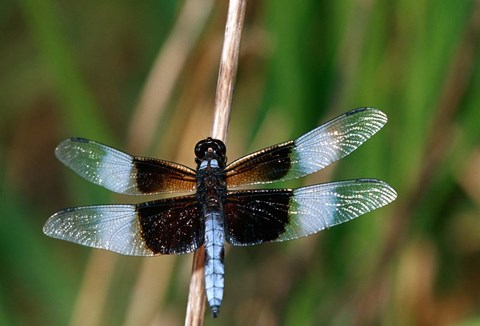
[
  {"left": 55, "top": 138, "right": 197, "bottom": 195},
  {"left": 43, "top": 195, "right": 203, "bottom": 256},
  {"left": 133, "top": 157, "right": 197, "bottom": 194},
  {"left": 137, "top": 196, "right": 204, "bottom": 254},
  {"left": 225, "top": 141, "right": 294, "bottom": 188},
  {"left": 224, "top": 189, "right": 293, "bottom": 246}
]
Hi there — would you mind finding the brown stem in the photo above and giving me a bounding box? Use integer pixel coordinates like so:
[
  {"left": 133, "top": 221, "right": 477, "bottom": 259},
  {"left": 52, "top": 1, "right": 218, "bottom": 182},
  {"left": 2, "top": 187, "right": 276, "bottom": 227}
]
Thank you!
[
  {"left": 185, "top": 0, "right": 247, "bottom": 325},
  {"left": 210, "top": 0, "right": 247, "bottom": 142}
]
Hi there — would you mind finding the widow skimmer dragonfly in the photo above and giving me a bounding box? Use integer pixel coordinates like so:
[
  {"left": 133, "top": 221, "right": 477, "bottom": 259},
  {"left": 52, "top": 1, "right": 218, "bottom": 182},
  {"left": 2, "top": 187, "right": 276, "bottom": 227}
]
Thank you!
[{"left": 44, "top": 107, "right": 396, "bottom": 317}]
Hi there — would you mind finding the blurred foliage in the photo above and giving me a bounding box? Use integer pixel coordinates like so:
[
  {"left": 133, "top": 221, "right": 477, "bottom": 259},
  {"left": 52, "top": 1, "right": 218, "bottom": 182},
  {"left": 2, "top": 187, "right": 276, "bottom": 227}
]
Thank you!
[{"left": 1, "top": 0, "right": 480, "bottom": 325}]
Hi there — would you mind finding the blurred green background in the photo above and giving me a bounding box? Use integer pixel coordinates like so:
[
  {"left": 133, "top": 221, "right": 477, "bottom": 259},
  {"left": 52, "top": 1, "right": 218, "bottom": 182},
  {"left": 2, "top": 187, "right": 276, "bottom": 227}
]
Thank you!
[{"left": 2, "top": 0, "right": 480, "bottom": 325}]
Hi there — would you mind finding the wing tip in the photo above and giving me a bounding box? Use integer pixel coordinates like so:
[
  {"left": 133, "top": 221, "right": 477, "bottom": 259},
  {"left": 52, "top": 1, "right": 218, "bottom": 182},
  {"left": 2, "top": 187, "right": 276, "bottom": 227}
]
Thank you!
[
  {"left": 42, "top": 216, "right": 59, "bottom": 238},
  {"left": 69, "top": 137, "right": 90, "bottom": 143},
  {"left": 356, "top": 178, "right": 397, "bottom": 204},
  {"left": 55, "top": 138, "right": 89, "bottom": 161},
  {"left": 55, "top": 137, "right": 89, "bottom": 148},
  {"left": 346, "top": 107, "right": 370, "bottom": 115},
  {"left": 42, "top": 221, "right": 52, "bottom": 237},
  {"left": 348, "top": 107, "right": 388, "bottom": 124},
  {"left": 42, "top": 208, "right": 71, "bottom": 237}
]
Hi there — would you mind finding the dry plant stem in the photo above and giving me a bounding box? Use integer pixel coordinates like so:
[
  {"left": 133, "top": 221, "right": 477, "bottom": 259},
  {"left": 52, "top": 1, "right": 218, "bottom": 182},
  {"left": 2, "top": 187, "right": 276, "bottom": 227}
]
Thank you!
[
  {"left": 185, "top": 0, "right": 247, "bottom": 325},
  {"left": 211, "top": 0, "right": 247, "bottom": 141},
  {"left": 185, "top": 246, "right": 206, "bottom": 326}
]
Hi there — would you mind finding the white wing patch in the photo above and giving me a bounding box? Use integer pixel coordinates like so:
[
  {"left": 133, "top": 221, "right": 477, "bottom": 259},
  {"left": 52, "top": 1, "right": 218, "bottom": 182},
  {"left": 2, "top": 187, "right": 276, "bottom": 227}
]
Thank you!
[
  {"left": 289, "top": 108, "right": 387, "bottom": 178},
  {"left": 277, "top": 179, "right": 397, "bottom": 241},
  {"left": 43, "top": 205, "right": 155, "bottom": 256},
  {"left": 55, "top": 138, "right": 139, "bottom": 194}
]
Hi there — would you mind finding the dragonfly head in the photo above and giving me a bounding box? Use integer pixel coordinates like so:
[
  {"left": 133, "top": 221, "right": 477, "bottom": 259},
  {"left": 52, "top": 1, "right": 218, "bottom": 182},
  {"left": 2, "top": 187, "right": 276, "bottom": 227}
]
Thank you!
[{"left": 194, "top": 137, "right": 227, "bottom": 167}]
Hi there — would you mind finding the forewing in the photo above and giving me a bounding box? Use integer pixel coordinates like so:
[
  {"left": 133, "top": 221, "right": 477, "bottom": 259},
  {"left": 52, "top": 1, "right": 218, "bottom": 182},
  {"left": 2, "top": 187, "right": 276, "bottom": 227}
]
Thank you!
[
  {"left": 225, "top": 179, "right": 396, "bottom": 246},
  {"left": 43, "top": 195, "right": 204, "bottom": 255},
  {"left": 225, "top": 108, "right": 387, "bottom": 187},
  {"left": 55, "top": 138, "right": 197, "bottom": 195}
]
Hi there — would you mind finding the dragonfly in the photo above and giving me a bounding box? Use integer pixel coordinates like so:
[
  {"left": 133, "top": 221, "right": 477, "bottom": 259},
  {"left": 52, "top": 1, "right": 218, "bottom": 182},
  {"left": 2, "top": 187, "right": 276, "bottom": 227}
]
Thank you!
[{"left": 44, "top": 107, "right": 397, "bottom": 317}]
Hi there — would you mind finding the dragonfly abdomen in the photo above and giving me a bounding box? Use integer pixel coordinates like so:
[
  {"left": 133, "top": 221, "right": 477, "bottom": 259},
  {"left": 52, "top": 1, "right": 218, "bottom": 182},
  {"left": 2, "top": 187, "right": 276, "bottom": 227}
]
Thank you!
[{"left": 204, "top": 210, "right": 225, "bottom": 318}]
